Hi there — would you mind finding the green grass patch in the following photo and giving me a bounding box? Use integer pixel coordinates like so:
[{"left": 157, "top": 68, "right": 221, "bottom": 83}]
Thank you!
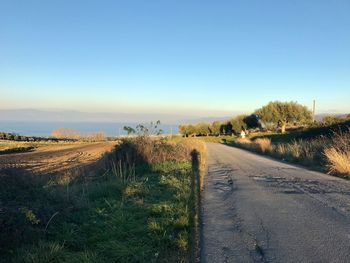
[
  {"left": 0, "top": 141, "right": 35, "bottom": 153},
  {"left": 248, "top": 132, "right": 298, "bottom": 144},
  {"left": 1, "top": 161, "right": 198, "bottom": 262},
  {"left": 193, "top": 135, "right": 236, "bottom": 144},
  {"left": 0, "top": 140, "right": 84, "bottom": 154}
]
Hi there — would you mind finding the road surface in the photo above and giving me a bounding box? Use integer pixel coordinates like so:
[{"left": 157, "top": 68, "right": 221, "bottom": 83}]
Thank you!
[{"left": 201, "top": 143, "right": 350, "bottom": 263}]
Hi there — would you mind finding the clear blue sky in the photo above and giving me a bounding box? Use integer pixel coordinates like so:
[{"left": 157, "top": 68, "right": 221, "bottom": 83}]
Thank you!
[{"left": 1, "top": 0, "right": 349, "bottom": 116}]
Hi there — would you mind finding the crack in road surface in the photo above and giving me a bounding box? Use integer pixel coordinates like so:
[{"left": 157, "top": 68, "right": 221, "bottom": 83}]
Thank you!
[{"left": 201, "top": 143, "right": 350, "bottom": 263}]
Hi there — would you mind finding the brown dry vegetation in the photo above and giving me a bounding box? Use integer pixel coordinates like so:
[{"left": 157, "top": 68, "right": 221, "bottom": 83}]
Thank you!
[
  {"left": 0, "top": 136, "right": 206, "bottom": 262},
  {"left": 324, "top": 131, "right": 350, "bottom": 176},
  {"left": 51, "top": 128, "right": 106, "bottom": 141},
  {"left": 0, "top": 142, "right": 117, "bottom": 175},
  {"left": 234, "top": 130, "right": 350, "bottom": 177}
]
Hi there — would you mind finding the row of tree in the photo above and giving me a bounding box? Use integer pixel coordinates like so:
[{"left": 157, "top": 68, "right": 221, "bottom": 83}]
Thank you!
[
  {"left": 178, "top": 115, "right": 260, "bottom": 137},
  {"left": 179, "top": 115, "right": 257, "bottom": 137},
  {"left": 0, "top": 132, "right": 74, "bottom": 142},
  {"left": 179, "top": 101, "right": 313, "bottom": 136},
  {"left": 0, "top": 132, "right": 28, "bottom": 141}
]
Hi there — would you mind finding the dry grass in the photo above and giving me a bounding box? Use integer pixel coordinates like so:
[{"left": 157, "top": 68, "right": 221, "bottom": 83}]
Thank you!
[
  {"left": 236, "top": 138, "right": 252, "bottom": 144},
  {"left": 254, "top": 138, "right": 272, "bottom": 153},
  {"left": 103, "top": 136, "right": 207, "bottom": 184},
  {"left": 324, "top": 130, "right": 350, "bottom": 177},
  {"left": 1, "top": 135, "right": 206, "bottom": 262},
  {"left": 182, "top": 138, "right": 207, "bottom": 190},
  {"left": 234, "top": 129, "right": 350, "bottom": 176},
  {"left": 0, "top": 139, "right": 86, "bottom": 153},
  {"left": 324, "top": 148, "right": 350, "bottom": 176},
  {"left": 235, "top": 138, "right": 271, "bottom": 154}
]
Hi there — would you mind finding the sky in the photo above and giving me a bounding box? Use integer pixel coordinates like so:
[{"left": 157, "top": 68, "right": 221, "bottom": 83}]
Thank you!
[{"left": 1, "top": 0, "right": 350, "bottom": 117}]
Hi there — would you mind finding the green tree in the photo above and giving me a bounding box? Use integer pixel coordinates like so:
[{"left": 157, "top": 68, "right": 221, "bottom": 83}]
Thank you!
[
  {"left": 211, "top": 121, "right": 222, "bottom": 136},
  {"left": 187, "top": 125, "right": 197, "bottom": 137},
  {"left": 123, "top": 126, "right": 136, "bottom": 135},
  {"left": 220, "top": 121, "right": 233, "bottom": 135},
  {"left": 230, "top": 115, "right": 247, "bottom": 134},
  {"left": 124, "top": 120, "right": 163, "bottom": 136},
  {"left": 196, "top": 123, "right": 211, "bottom": 136},
  {"left": 243, "top": 114, "right": 260, "bottom": 129},
  {"left": 255, "top": 101, "right": 312, "bottom": 133},
  {"left": 178, "top": 125, "right": 187, "bottom": 137},
  {"left": 322, "top": 116, "right": 342, "bottom": 126},
  {"left": 178, "top": 124, "right": 197, "bottom": 137}
]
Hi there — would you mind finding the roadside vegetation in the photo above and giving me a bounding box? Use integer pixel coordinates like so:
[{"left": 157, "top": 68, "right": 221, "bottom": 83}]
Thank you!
[
  {"left": 233, "top": 129, "right": 350, "bottom": 177},
  {"left": 0, "top": 123, "right": 206, "bottom": 262},
  {"left": 178, "top": 101, "right": 350, "bottom": 178},
  {"left": 179, "top": 101, "right": 312, "bottom": 137}
]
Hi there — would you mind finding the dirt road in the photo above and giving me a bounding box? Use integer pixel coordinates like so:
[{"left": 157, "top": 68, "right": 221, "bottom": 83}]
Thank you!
[
  {"left": 201, "top": 143, "right": 350, "bottom": 263},
  {"left": 0, "top": 142, "right": 117, "bottom": 174}
]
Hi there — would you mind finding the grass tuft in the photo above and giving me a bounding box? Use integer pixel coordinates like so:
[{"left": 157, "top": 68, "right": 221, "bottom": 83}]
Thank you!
[
  {"left": 1, "top": 137, "right": 206, "bottom": 262},
  {"left": 233, "top": 129, "right": 350, "bottom": 176}
]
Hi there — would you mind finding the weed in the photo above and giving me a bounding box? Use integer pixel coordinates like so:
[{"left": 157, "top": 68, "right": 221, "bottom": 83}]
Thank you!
[
  {"left": 233, "top": 129, "right": 350, "bottom": 177},
  {"left": 1, "top": 137, "right": 206, "bottom": 263}
]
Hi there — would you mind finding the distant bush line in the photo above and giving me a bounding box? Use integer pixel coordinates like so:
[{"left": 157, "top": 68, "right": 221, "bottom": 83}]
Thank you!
[
  {"left": 179, "top": 101, "right": 350, "bottom": 138},
  {"left": 0, "top": 132, "right": 76, "bottom": 142},
  {"left": 0, "top": 128, "right": 107, "bottom": 143}
]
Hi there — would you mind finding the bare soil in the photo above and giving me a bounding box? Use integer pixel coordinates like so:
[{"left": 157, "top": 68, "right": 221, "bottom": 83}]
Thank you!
[{"left": 0, "top": 142, "right": 117, "bottom": 175}]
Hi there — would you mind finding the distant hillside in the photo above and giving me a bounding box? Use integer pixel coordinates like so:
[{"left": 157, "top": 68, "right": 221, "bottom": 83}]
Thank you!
[{"left": 315, "top": 113, "right": 349, "bottom": 122}]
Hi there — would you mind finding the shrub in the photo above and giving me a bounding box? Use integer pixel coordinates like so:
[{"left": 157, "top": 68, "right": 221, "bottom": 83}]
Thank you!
[
  {"left": 324, "top": 129, "right": 350, "bottom": 176},
  {"left": 254, "top": 138, "right": 271, "bottom": 153},
  {"left": 235, "top": 138, "right": 272, "bottom": 154},
  {"left": 105, "top": 136, "right": 206, "bottom": 182},
  {"left": 324, "top": 148, "right": 350, "bottom": 176}
]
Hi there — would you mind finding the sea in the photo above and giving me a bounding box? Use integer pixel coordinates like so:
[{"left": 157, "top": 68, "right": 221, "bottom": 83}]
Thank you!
[{"left": 0, "top": 121, "right": 179, "bottom": 137}]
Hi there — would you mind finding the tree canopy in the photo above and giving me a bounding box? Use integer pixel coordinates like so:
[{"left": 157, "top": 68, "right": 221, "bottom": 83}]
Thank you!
[{"left": 255, "top": 101, "right": 312, "bottom": 133}]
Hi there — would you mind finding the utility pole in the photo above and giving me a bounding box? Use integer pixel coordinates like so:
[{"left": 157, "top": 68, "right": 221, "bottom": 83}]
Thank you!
[{"left": 312, "top": 100, "right": 316, "bottom": 122}]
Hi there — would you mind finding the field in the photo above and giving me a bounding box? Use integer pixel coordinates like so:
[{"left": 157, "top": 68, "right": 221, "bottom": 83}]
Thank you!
[
  {"left": 0, "top": 141, "right": 116, "bottom": 174},
  {"left": 0, "top": 137, "right": 205, "bottom": 263}
]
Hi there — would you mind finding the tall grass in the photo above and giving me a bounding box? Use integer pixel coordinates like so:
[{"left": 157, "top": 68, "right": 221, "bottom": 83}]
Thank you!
[
  {"left": 233, "top": 129, "right": 350, "bottom": 177},
  {"left": 324, "top": 131, "right": 350, "bottom": 176},
  {"left": 0, "top": 136, "right": 206, "bottom": 263}
]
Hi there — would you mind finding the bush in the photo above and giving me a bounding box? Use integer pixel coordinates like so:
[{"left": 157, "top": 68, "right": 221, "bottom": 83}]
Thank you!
[
  {"left": 324, "top": 130, "right": 350, "bottom": 177},
  {"left": 105, "top": 136, "right": 206, "bottom": 182},
  {"left": 254, "top": 138, "right": 272, "bottom": 153},
  {"left": 234, "top": 128, "right": 350, "bottom": 176},
  {"left": 324, "top": 148, "right": 350, "bottom": 176}
]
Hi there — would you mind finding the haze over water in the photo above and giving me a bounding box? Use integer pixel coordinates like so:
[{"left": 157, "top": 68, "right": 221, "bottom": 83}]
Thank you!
[{"left": 0, "top": 121, "right": 179, "bottom": 137}]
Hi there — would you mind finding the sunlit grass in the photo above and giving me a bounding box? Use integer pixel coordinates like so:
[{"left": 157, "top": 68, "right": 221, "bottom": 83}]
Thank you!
[
  {"left": 1, "top": 137, "right": 206, "bottom": 262},
  {"left": 0, "top": 140, "right": 93, "bottom": 153},
  {"left": 232, "top": 130, "right": 350, "bottom": 177}
]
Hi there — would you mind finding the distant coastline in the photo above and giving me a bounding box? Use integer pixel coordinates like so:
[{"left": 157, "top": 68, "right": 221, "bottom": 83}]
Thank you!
[{"left": 0, "top": 121, "right": 179, "bottom": 137}]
